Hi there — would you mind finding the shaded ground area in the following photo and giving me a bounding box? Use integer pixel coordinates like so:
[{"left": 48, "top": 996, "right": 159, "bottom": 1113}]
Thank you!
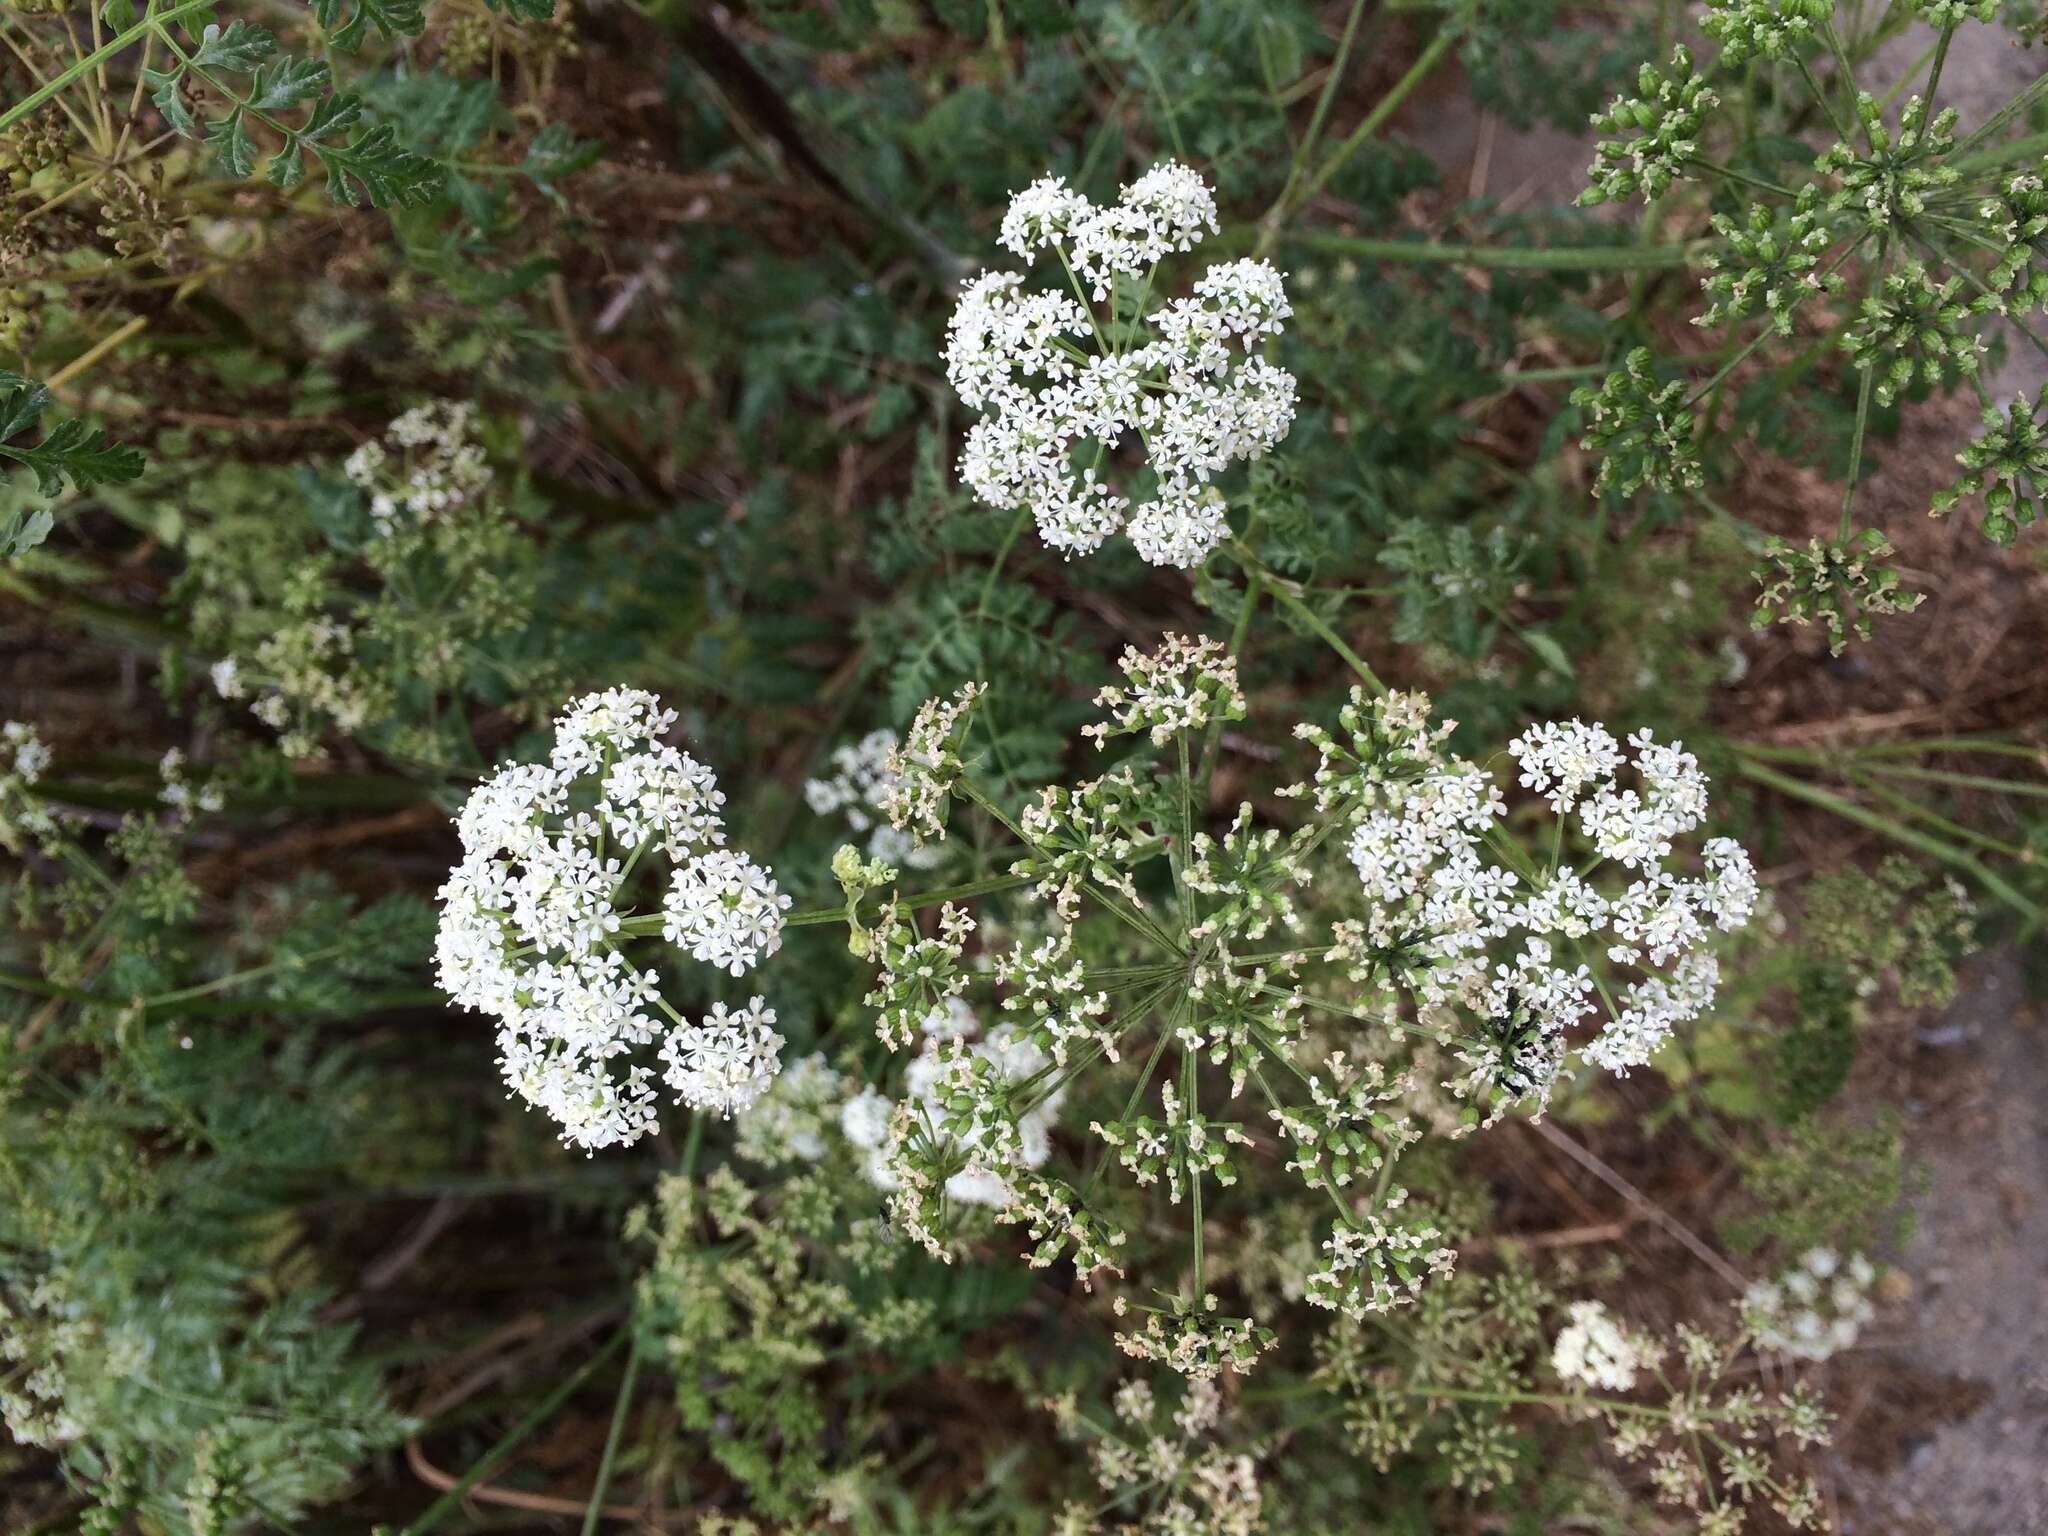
[{"left": 1836, "top": 953, "right": 2048, "bottom": 1536}]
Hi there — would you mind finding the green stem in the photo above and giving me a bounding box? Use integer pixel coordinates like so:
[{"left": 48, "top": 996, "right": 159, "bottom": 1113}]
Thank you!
[
  {"left": 1684, "top": 157, "right": 1792, "bottom": 198},
  {"left": 976, "top": 506, "right": 1033, "bottom": 616},
  {"left": 1283, "top": 28, "right": 1457, "bottom": 223},
  {"left": 1281, "top": 0, "right": 1373, "bottom": 203},
  {"left": 1861, "top": 762, "right": 2048, "bottom": 799},
  {"left": 1734, "top": 755, "right": 2043, "bottom": 925},
  {"left": 0, "top": 0, "right": 213, "bottom": 135},
  {"left": 1921, "top": 24, "right": 1956, "bottom": 122},
  {"left": 1235, "top": 549, "right": 1384, "bottom": 695},
  {"left": 579, "top": 1335, "right": 644, "bottom": 1536},
  {"left": 1952, "top": 74, "right": 2048, "bottom": 159},
  {"left": 0, "top": 968, "right": 443, "bottom": 1018}
]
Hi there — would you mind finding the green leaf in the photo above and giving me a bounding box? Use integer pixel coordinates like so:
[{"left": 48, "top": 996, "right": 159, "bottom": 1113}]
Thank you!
[
  {"left": 192, "top": 19, "right": 277, "bottom": 72},
  {"left": 479, "top": 0, "right": 555, "bottom": 19},
  {"left": 316, "top": 121, "right": 442, "bottom": 209},
  {"left": 249, "top": 55, "right": 331, "bottom": 111},
  {"left": 311, "top": 0, "right": 427, "bottom": 52},
  {"left": 0, "top": 378, "right": 147, "bottom": 498},
  {"left": 206, "top": 107, "right": 257, "bottom": 178},
  {"left": 1520, "top": 627, "right": 1576, "bottom": 679},
  {"left": 0, "top": 370, "right": 49, "bottom": 441},
  {"left": 2, "top": 419, "right": 148, "bottom": 497},
  {"left": 268, "top": 136, "right": 306, "bottom": 190},
  {"left": 144, "top": 65, "right": 199, "bottom": 139},
  {"left": 0, "top": 506, "right": 55, "bottom": 560},
  {"left": 519, "top": 122, "right": 600, "bottom": 189},
  {"left": 297, "top": 91, "right": 364, "bottom": 143},
  {"left": 100, "top": 0, "right": 135, "bottom": 29}
]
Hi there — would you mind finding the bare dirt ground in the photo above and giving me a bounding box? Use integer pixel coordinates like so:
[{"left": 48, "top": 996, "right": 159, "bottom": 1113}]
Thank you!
[
  {"left": 1395, "top": 20, "right": 2048, "bottom": 1534},
  {"left": 1835, "top": 953, "right": 2048, "bottom": 1536}
]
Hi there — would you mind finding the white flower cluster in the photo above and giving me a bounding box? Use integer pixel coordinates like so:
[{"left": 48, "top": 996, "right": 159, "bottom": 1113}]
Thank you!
[
  {"left": 156, "top": 747, "right": 224, "bottom": 819},
  {"left": 882, "top": 682, "right": 984, "bottom": 843},
  {"left": 0, "top": 1274, "right": 90, "bottom": 1447},
  {"left": 946, "top": 162, "right": 1296, "bottom": 568},
  {"left": 803, "top": 728, "right": 945, "bottom": 870},
  {"left": 1305, "top": 1187, "right": 1456, "bottom": 1322},
  {"left": 1331, "top": 705, "right": 1757, "bottom": 1105},
  {"left": 1084, "top": 632, "right": 1246, "bottom": 748},
  {"left": 343, "top": 400, "right": 491, "bottom": 537},
  {"left": 1054, "top": 1374, "right": 1263, "bottom": 1535},
  {"left": 0, "top": 720, "right": 58, "bottom": 850},
  {"left": 216, "top": 604, "right": 382, "bottom": 761},
  {"left": 843, "top": 1001, "right": 1064, "bottom": 1210},
  {"left": 434, "top": 688, "right": 790, "bottom": 1151},
  {"left": 1743, "top": 1248, "right": 1878, "bottom": 1361},
  {"left": 733, "top": 1052, "right": 846, "bottom": 1166},
  {"left": 1552, "top": 1299, "right": 1644, "bottom": 1391}
]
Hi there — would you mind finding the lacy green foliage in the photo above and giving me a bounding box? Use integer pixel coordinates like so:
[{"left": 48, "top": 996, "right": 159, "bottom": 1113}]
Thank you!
[
  {"left": 1751, "top": 529, "right": 1921, "bottom": 657},
  {"left": 1, "top": 910, "right": 411, "bottom": 1527},
  {"left": 140, "top": 21, "right": 437, "bottom": 206},
  {"left": 629, "top": 1162, "right": 1033, "bottom": 1524},
  {"left": 1721, "top": 1113, "right": 1917, "bottom": 1256},
  {"left": 1804, "top": 854, "right": 1979, "bottom": 1011},
  {"left": 1435, "top": 0, "right": 1649, "bottom": 132},
  {"left": 1770, "top": 968, "right": 1858, "bottom": 1123},
  {"left": 1935, "top": 391, "right": 2048, "bottom": 546}
]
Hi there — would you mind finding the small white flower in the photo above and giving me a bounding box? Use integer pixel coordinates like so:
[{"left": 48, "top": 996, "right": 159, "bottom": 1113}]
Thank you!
[
  {"left": 1552, "top": 1300, "right": 1641, "bottom": 1391},
  {"left": 662, "top": 849, "right": 791, "bottom": 977},
  {"left": 660, "top": 998, "right": 784, "bottom": 1116},
  {"left": 945, "top": 163, "right": 1295, "bottom": 569}
]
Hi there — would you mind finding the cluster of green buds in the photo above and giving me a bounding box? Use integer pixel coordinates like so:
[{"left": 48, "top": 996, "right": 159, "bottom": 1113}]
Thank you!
[
  {"left": 1815, "top": 94, "right": 1960, "bottom": 235},
  {"left": 1979, "top": 166, "right": 2048, "bottom": 312},
  {"left": 852, "top": 637, "right": 1485, "bottom": 1376},
  {"left": 1579, "top": 46, "right": 1716, "bottom": 206},
  {"left": 1751, "top": 529, "right": 1922, "bottom": 655},
  {"left": 1842, "top": 261, "right": 1981, "bottom": 407},
  {"left": 1934, "top": 393, "right": 2048, "bottom": 547},
  {"left": 0, "top": 112, "right": 67, "bottom": 193},
  {"left": 1908, "top": 0, "right": 1999, "bottom": 24},
  {"left": 1571, "top": 348, "right": 1703, "bottom": 496},
  {"left": 1696, "top": 198, "right": 1844, "bottom": 336},
  {"left": 1700, "top": 0, "right": 1834, "bottom": 63}
]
